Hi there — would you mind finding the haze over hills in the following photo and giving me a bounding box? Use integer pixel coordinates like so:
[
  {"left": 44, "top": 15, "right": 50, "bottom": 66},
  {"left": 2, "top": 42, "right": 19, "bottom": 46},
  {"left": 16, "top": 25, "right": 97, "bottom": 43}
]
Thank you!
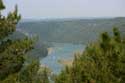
[{"left": 17, "top": 17, "right": 125, "bottom": 44}]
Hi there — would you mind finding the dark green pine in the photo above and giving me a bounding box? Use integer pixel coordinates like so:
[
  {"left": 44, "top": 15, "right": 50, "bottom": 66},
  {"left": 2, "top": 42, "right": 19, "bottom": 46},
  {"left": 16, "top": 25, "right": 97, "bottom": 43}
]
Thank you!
[{"left": 0, "top": 0, "right": 5, "bottom": 10}]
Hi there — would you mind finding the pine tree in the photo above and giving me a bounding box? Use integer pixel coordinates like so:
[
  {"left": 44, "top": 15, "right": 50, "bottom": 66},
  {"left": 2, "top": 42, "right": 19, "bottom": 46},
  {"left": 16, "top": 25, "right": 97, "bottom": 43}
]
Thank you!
[
  {"left": 0, "top": 0, "right": 33, "bottom": 81},
  {"left": 55, "top": 28, "right": 125, "bottom": 83}
]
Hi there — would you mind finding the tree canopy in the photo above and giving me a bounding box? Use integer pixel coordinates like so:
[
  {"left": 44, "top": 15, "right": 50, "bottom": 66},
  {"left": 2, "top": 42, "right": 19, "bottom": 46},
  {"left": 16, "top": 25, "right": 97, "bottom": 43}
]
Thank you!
[
  {"left": 0, "top": 0, "right": 33, "bottom": 81},
  {"left": 55, "top": 28, "right": 125, "bottom": 83}
]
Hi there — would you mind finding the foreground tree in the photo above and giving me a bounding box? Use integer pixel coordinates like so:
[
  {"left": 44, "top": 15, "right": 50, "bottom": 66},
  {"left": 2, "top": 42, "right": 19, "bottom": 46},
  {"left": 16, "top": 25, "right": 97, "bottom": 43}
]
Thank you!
[
  {"left": 0, "top": 1, "right": 50, "bottom": 83},
  {"left": 55, "top": 28, "right": 125, "bottom": 83},
  {"left": 0, "top": 0, "right": 33, "bottom": 81}
]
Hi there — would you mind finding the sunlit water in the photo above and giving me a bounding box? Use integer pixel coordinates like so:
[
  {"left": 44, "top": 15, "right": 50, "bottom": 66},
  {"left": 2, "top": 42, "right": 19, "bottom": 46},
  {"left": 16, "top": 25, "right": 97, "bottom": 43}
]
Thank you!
[{"left": 40, "top": 43, "right": 85, "bottom": 74}]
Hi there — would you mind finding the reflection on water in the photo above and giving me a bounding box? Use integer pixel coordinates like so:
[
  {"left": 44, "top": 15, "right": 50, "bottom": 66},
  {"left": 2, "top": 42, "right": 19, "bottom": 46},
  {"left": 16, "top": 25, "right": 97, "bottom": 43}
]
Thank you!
[{"left": 40, "top": 43, "right": 85, "bottom": 74}]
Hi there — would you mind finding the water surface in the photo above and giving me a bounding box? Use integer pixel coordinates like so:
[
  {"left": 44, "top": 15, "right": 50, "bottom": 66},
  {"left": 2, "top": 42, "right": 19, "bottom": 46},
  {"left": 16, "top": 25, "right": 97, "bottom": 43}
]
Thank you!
[{"left": 40, "top": 43, "right": 85, "bottom": 74}]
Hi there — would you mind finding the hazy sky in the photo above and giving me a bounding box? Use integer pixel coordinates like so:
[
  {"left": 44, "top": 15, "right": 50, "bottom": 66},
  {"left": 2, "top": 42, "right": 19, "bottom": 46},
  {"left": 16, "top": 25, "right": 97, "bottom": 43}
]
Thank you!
[{"left": 2, "top": 0, "right": 125, "bottom": 19}]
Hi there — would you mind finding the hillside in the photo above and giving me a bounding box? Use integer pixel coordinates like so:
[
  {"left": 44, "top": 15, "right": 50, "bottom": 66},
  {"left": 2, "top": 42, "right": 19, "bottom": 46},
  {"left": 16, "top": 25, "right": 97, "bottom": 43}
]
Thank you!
[{"left": 17, "top": 17, "right": 125, "bottom": 44}]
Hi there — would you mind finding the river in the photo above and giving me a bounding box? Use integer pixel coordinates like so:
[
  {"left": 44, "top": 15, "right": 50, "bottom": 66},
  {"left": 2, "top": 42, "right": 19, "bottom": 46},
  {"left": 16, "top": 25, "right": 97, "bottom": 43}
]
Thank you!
[{"left": 40, "top": 43, "right": 85, "bottom": 74}]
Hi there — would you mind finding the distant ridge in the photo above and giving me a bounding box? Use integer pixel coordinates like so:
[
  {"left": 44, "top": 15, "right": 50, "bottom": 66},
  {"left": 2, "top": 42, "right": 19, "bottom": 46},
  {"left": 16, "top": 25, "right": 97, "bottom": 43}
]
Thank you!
[
  {"left": 20, "top": 17, "right": 125, "bottom": 23},
  {"left": 17, "top": 17, "right": 125, "bottom": 44}
]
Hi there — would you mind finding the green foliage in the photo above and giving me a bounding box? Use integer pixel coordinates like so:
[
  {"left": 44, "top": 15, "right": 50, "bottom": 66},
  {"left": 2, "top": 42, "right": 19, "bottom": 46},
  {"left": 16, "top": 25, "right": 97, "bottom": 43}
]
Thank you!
[
  {"left": 0, "top": 0, "right": 33, "bottom": 81},
  {"left": 55, "top": 28, "right": 125, "bottom": 83},
  {"left": 0, "top": 38, "right": 34, "bottom": 80},
  {"left": 0, "top": 5, "right": 21, "bottom": 40},
  {"left": 37, "top": 67, "right": 50, "bottom": 83},
  {"left": 0, "top": 1, "right": 50, "bottom": 83},
  {"left": 113, "top": 27, "right": 121, "bottom": 42},
  {"left": 18, "top": 59, "right": 49, "bottom": 83},
  {"left": 0, "top": 59, "right": 50, "bottom": 83},
  {"left": 1, "top": 1, "right": 125, "bottom": 83},
  {"left": 0, "top": 0, "right": 5, "bottom": 10},
  {"left": 18, "top": 60, "right": 40, "bottom": 83}
]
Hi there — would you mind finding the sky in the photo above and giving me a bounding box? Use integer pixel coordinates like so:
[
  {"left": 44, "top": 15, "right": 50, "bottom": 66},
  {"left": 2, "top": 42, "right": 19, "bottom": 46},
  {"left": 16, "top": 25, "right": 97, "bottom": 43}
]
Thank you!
[{"left": 2, "top": 0, "right": 125, "bottom": 19}]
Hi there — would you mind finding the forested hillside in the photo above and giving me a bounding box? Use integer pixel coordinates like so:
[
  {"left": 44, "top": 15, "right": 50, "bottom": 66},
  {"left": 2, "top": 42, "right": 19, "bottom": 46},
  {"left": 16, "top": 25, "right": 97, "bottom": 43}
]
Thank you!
[{"left": 17, "top": 18, "right": 125, "bottom": 44}]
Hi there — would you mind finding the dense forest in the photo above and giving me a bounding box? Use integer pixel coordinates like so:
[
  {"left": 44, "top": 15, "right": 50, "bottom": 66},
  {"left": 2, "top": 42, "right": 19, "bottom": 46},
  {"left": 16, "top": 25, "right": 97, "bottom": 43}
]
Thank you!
[{"left": 0, "top": 0, "right": 125, "bottom": 83}]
